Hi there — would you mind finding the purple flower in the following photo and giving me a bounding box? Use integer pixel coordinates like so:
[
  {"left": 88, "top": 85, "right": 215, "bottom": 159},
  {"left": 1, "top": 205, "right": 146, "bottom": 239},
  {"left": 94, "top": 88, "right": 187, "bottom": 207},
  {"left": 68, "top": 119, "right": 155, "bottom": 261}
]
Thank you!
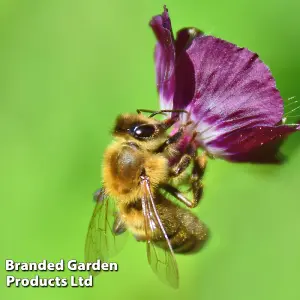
[{"left": 150, "top": 6, "right": 299, "bottom": 163}]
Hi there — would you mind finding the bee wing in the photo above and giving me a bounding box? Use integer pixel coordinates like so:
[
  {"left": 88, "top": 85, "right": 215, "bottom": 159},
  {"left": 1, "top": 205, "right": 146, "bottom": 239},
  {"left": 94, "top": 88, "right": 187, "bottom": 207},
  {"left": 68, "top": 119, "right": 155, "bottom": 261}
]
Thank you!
[
  {"left": 140, "top": 176, "right": 179, "bottom": 289},
  {"left": 84, "top": 189, "right": 128, "bottom": 276}
]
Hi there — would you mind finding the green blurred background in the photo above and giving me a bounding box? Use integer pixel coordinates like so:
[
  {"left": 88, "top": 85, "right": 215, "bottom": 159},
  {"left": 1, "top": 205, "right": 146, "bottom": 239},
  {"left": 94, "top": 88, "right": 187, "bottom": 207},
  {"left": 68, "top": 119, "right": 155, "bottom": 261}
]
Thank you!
[{"left": 1, "top": 0, "right": 300, "bottom": 299}]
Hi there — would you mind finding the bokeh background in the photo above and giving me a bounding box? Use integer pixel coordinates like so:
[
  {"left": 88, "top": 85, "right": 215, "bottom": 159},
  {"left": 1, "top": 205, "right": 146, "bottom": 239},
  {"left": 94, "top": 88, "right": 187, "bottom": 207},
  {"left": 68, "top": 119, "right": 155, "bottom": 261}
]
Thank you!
[{"left": 1, "top": 0, "right": 300, "bottom": 299}]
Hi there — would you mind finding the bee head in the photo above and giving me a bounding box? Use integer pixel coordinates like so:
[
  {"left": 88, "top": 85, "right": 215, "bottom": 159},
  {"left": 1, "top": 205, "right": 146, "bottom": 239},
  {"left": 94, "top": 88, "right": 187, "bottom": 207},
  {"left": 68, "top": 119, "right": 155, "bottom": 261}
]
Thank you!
[
  {"left": 113, "top": 114, "right": 164, "bottom": 140},
  {"left": 113, "top": 114, "right": 162, "bottom": 141}
]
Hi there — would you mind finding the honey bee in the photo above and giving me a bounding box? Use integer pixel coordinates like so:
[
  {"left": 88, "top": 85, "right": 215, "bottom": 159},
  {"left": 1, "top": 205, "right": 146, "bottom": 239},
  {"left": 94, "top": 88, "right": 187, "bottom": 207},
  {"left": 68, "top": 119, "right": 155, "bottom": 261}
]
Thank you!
[{"left": 85, "top": 109, "right": 209, "bottom": 288}]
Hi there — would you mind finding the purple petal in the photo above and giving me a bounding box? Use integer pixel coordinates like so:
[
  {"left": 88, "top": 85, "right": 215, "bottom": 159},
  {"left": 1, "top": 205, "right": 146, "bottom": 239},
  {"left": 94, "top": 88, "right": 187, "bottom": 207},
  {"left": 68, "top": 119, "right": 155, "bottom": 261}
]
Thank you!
[
  {"left": 150, "top": 6, "right": 175, "bottom": 110},
  {"left": 150, "top": 8, "right": 297, "bottom": 163},
  {"left": 177, "top": 35, "right": 288, "bottom": 160},
  {"left": 175, "top": 27, "right": 203, "bottom": 58},
  {"left": 172, "top": 28, "right": 204, "bottom": 110},
  {"left": 204, "top": 125, "right": 299, "bottom": 163},
  {"left": 186, "top": 36, "right": 284, "bottom": 128}
]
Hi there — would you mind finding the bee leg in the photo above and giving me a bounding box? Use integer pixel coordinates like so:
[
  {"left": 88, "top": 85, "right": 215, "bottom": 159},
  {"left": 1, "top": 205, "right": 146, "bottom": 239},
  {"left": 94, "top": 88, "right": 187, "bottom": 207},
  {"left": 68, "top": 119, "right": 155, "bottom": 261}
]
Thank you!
[
  {"left": 93, "top": 187, "right": 107, "bottom": 202},
  {"left": 190, "top": 152, "right": 207, "bottom": 204},
  {"left": 155, "top": 130, "right": 183, "bottom": 153},
  {"left": 162, "top": 153, "right": 207, "bottom": 208},
  {"left": 160, "top": 184, "right": 198, "bottom": 208},
  {"left": 169, "top": 154, "right": 192, "bottom": 177},
  {"left": 155, "top": 121, "right": 193, "bottom": 153},
  {"left": 112, "top": 213, "right": 127, "bottom": 235},
  {"left": 169, "top": 132, "right": 197, "bottom": 177}
]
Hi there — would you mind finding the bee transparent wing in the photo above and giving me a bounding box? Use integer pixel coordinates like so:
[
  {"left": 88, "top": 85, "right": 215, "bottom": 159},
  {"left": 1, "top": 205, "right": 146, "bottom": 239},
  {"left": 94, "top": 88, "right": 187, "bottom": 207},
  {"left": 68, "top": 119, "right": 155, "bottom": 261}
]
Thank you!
[
  {"left": 84, "top": 188, "right": 128, "bottom": 276},
  {"left": 141, "top": 176, "right": 179, "bottom": 289}
]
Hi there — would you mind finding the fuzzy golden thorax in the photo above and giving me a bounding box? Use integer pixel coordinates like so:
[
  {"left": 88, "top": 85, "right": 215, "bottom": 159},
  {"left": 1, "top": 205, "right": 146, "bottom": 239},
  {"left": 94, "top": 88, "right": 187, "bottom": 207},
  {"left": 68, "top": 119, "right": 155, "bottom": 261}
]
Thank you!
[
  {"left": 102, "top": 113, "right": 181, "bottom": 204},
  {"left": 103, "top": 140, "right": 169, "bottom": 204}
]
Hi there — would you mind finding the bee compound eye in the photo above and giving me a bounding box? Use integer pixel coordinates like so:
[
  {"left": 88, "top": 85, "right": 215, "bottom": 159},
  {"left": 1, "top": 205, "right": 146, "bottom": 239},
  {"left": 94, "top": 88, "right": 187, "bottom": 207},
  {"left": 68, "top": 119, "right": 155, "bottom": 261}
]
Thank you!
[{"left": 131, "top": 124, "right": 156, "bottom": 139}]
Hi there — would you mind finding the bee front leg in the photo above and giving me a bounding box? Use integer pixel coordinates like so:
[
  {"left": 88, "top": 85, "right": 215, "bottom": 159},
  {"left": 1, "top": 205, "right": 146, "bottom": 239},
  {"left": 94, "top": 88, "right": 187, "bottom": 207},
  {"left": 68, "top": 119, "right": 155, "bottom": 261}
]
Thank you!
[
  {"left": 155, "top": 121, "right": 194, "bottom": 154},
  {"left": 155, "top": 130, "right": 183, "bottom": 153}
]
